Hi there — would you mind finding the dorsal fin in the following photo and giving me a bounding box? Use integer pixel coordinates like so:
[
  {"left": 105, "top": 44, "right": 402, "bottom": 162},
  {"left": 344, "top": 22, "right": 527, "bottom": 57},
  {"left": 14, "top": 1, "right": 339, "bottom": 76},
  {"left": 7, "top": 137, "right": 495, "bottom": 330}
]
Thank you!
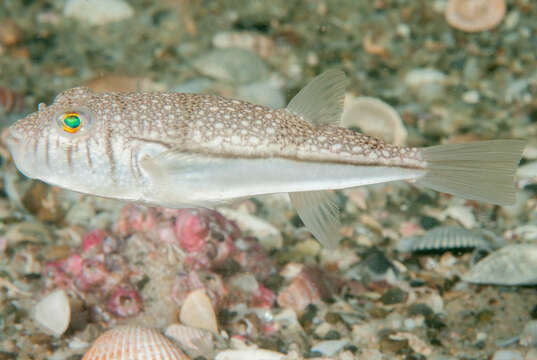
[
  {"left": 286, "top": 69, "right": 349, "bottom": 127},
  {"left": 286, "top": 70, "right": 348, "bottom": 248}
]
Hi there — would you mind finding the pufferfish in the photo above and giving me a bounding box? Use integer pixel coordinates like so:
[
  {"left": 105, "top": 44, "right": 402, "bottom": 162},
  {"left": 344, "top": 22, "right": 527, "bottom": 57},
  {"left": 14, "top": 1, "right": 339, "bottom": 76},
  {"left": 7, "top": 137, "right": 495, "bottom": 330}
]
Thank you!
[{"left": 6, "top": 70, "right": 525, "bottom": 247}]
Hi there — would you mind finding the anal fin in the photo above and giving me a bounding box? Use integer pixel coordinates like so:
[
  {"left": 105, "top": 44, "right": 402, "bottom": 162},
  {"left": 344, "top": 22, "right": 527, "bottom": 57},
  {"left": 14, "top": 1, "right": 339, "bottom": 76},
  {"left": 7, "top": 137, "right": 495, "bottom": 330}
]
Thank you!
[{"left": 289, "top": 190, "right": 341, "bottom": 248}]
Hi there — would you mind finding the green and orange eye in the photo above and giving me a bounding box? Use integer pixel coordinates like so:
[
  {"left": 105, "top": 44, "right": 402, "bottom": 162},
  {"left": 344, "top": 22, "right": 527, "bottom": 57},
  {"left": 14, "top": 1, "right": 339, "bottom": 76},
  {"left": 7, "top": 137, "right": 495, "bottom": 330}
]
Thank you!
[{"left": 61, "top": 112, "right": 82, "bottom": 133}]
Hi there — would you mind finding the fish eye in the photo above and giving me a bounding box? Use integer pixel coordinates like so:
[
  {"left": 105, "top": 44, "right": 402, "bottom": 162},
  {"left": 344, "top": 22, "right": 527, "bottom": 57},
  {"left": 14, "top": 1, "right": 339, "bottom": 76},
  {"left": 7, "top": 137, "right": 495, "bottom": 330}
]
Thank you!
[
  {"left": 56, "top": 109, "right": 92, "bottom": 135},
  {"left": 62, "top": 113, "right": 81, "bottom": 133}
]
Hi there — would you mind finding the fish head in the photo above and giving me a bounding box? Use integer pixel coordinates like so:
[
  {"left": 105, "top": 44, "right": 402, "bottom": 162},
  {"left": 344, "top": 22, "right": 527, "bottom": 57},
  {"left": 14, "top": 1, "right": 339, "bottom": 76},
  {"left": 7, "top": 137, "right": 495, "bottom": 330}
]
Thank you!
[{"left": 6, "top": 87, "right": 122, "bottom": 195}]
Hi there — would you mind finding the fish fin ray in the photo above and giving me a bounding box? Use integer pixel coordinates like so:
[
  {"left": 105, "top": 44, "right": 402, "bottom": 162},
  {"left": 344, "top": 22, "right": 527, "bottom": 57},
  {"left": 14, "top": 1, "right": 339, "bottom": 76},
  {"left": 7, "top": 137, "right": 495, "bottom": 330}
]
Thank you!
[
  {"left": 417, "top": 139, "right": 526, "bottom": 205},
  {"left": 286, "top": 69, "right": 349, "bottom": 127},
  {"left": 289, "top": 190, "right": 341, "bottom": 248}
]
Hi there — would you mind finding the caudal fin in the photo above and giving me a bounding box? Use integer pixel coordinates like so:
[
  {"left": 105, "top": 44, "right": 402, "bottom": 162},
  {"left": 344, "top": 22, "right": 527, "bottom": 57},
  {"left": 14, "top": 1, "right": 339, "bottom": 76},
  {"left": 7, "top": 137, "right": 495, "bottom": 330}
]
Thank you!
[{"left": 417, "top": 140, "right": 526, "bottom": 205}]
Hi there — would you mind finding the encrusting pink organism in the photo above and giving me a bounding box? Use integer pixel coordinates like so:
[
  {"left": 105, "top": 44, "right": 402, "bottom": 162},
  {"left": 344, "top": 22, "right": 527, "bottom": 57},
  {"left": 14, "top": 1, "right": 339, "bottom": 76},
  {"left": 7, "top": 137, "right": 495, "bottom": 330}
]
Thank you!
[
  {"left": 81, "top": 229, "right": 107, "bottom": 253},
  {"left": 41, "top": 228, "right": 143, "bottom": 320},
  {"left": 106, "top": 285, "right": 143, "bottom": 318},
  {"left": 174, "top": 209, "right": 210, "bottom": 253},
  {"left": 114, "top": 205, "right": 157, "bottom": 237}
]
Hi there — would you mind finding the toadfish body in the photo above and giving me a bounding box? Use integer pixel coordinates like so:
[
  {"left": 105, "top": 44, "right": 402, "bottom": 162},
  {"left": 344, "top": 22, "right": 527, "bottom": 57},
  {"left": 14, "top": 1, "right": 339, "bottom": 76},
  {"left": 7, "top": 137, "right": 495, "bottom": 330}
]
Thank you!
[{"left": 6, "top": 70, "right": 525, "bottom": 247}]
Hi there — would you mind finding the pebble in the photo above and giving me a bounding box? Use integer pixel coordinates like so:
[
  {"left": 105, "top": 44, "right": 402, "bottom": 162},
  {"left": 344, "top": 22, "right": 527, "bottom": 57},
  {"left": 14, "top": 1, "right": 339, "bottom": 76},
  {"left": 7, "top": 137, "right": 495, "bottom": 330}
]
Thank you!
[
  {"left": 218, "top": 207, "right": 283, "bottom": 249},
  {"left": 0, "top": 21, "right": 23, "bottom": 46},
  {"left": 215, "top": 349, "right": 286, "bottom": 360},
  {"left": 462, "top": 90, "right": 480, "bottom": 104},
  {"left": 212, "top": 31, "right": 275, "bottom": 59},
  {"left": 341, "top": 95, "right": 407, "bottom": 145},
  {"left": 192, "top": 48, "right": 269, "bottom": 84},
  {"left": 170, "top": 78, "right": 213, "bottom": 94},
  {"left": 179, "top": 289, "right": 219, "bottom": 333},
  {"left": 464, "top": 244, "right": 537, "bottom": 285},
  {"left": 520, "top": 320, "right": 537, "bottom": 347},
  {"left": 33, "top": 289, "right": 71, "bottom": 337},
  {"left": 380, "top": 287, "right": 407, "bottom": 305},
  {"left": 389, "top": 332, "right": 432, "bottom": 356},
  {"left": 441, "top": 205, "right": 476, "bottom": 229},
  {"left": 85, "top": 75, "right": 161, "bottom": 92},
  {"left": 405, "top": 68, "right": 446, "bottom": 88},
  {"left": 64, "top": 0, "right": 134, "bottom": 26},
  {"left": 492, "top": 350, "right": 523, "bottom": 360},
  {"left": 505, "top": 79, "right": 529, "bottom": 103},
  {"left": 236, "top": 81, "right": 286, "bottom": 109},
  {"left": 311, "top": 339, "right": 349, "bottom": 357}
]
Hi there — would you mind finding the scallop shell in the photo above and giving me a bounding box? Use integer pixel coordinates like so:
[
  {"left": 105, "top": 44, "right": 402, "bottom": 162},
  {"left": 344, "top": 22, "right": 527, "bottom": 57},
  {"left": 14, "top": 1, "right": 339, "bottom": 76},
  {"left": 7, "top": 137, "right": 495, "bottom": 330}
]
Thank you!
[
  {"left": 82, "top": 326, "right": 190, "bottom": 360},
  {"left": 445, "top": 0, "right": 505, "bottom": 33},
  {"left": 164, "top": 324, "right": 214, "bottom": 358},
  {"left": 341, "top": 96, "right": 407, "bottom": 145},
  {"left": 463, "top": 244, "right": 537, "bottom": 285},
  {"left": 410, "top": 226, "right": 491, "bottom": 252},
  {"left": 179, "top": 289, "right": 219, "bottom": 334}
]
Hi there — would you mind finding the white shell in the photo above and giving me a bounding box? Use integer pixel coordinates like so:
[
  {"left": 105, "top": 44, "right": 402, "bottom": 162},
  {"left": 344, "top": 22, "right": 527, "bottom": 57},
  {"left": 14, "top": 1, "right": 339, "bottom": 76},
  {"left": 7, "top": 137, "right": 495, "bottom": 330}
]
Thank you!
[
  {"left": 217, "top": 207, "right": 283, "bottom": 249},
  {"left": 82, "top": 326, "right": 190, "bottom": 360},
  {"left": 180, "top": 289, "right": 218, "bottom": 334},
  {"left": 311, "top": 339, "right": 349, "bottom": 357},
  {"left": 165, "top": 324, "right": 214, "bottom": 358},
  {"left": 463, "top": 244, "right": 537, "bottom": 285},
  {"left": 33, "top": 289, "right": 70, "bottom": 337},
  {"left": 341, "top": 96, "right": 407, "bottom": 145},
  {"left": 215, "top": 348, "right": 286, "bottom": 360}
]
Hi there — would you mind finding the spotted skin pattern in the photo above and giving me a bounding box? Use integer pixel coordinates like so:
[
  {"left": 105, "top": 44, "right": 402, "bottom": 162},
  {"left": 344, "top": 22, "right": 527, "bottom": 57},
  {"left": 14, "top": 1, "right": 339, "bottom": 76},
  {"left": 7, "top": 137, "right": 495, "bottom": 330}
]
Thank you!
[{"left": 24, "top": 87, "right": 424, "bottom": 170}]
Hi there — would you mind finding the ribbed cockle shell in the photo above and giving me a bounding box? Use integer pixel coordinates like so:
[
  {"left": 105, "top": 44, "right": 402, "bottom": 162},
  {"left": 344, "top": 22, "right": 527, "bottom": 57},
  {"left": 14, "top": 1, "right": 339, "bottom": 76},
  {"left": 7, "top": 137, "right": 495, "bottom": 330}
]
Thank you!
[{"left": 82, "top": 326, "right": 190, "bottom": 360}]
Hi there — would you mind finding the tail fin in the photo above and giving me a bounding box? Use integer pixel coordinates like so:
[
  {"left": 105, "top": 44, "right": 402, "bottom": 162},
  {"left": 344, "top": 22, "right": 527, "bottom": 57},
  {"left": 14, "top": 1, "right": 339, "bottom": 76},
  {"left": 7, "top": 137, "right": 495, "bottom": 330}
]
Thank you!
[{"left": 417, "top": 140, "right": 526, "bottom": 205}]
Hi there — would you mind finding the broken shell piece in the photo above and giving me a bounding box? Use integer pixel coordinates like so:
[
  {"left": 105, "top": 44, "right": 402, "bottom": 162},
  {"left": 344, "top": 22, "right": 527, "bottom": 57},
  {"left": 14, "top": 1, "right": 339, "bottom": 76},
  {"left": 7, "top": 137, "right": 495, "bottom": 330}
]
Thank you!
[
  {"left": 33, "top": 289, "right": 70, "bottom": 337},
  {"left": 277, "top": 266, "right": 335, "bottom": 313},
  {"left": 82, "top": 326, "right": 190, "bottom": 360},
  {"left": 445, "top": 0, "right": 505, "bottom": 33},
  {"left": 215, "top": 348, "right": 286, "bottom": 360},
  {"left": 217, "top": 207, "right": 283, "bottom": 249},
  {"left": 463, "top": 244, "right": 537, "bottom": 285},
  {"left": 341, "top": 96, "right": 407, "bottom": 145},
  {"left": 180, "top": 289, "right": 219, "bottom": 333},
  {"left": 165, "top": 324, "right": 214, "bottom": 359}
]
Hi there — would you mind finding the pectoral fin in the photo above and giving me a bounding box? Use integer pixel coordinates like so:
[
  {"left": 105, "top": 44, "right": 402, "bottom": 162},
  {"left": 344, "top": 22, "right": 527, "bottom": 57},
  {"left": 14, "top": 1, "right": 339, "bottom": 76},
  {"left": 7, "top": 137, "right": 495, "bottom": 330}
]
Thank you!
[{"left": 289, "top": 190, "right": 341, "bottom": 248}]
